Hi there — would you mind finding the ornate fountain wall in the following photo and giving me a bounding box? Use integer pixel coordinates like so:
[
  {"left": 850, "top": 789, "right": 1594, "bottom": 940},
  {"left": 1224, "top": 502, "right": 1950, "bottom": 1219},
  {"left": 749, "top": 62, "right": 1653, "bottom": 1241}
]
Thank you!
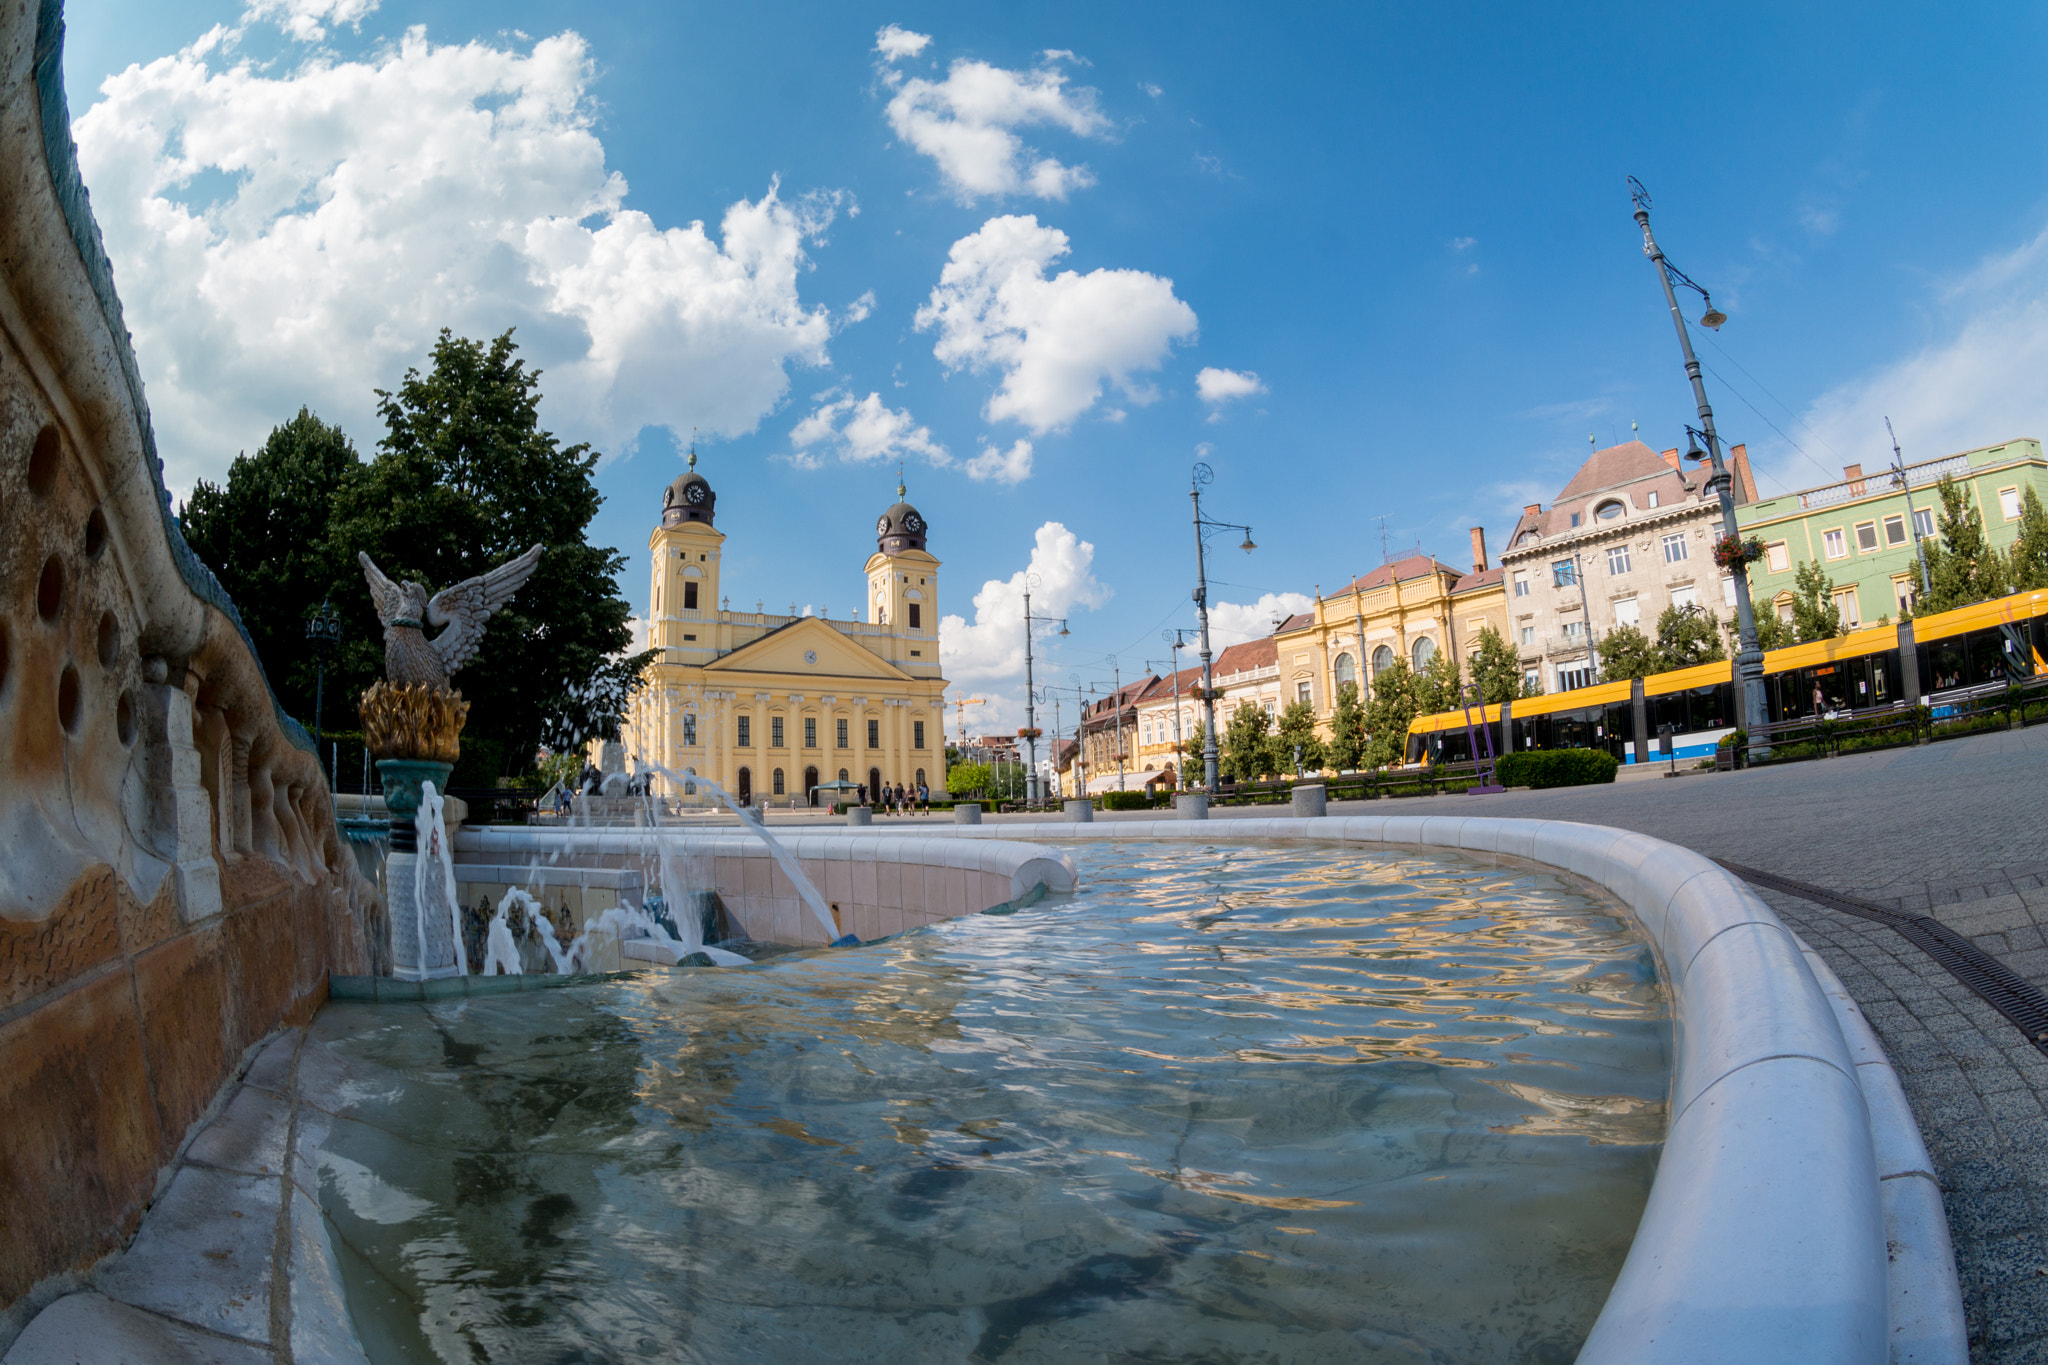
[{"left": 0, "top": 0, "right": 376, "bottom": 1332}]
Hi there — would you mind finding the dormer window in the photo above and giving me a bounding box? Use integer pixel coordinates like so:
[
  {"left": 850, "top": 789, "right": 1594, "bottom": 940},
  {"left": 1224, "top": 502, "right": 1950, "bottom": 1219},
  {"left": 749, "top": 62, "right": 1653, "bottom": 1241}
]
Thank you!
[
  {"left": 1569, "top": 513, "right": 1581, "bottom": 528},
  {"left": 1647, "top": 491, "right": 1659, "bottom": 508},
  {"left": 1595, "top": 500, "right": 1624, "bottom": 520}
]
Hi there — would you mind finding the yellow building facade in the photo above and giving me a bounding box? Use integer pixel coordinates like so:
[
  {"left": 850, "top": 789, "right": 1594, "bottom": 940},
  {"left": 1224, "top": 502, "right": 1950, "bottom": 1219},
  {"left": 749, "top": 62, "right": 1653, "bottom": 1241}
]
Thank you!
[{"left": 616, "top": 459, "right": 948, "bottom": 806}]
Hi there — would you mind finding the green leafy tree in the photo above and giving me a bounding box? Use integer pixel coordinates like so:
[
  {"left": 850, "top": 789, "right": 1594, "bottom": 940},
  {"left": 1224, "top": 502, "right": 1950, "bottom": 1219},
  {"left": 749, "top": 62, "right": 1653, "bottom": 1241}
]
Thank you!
[
  {"left": 327, "top": 329, "right": 649, "bottom": 771},
  {"left": 1327, "top": 683, "right": 1366, "bottom": 771},
  {"left": 1788, "top": 559, "right": 1843, "bottom": 643},
  {"left": 1655, "top": 604, "right": 1727, "bottom": 670},
  {"left": 1597, "top": 624, "right": 1659, "bottom": 683},
  {"left": 1918, "top": 474, "right": 2009, "bottom": 613},
  {"left": 1219, "top": 703, "right": 1279, "bottom": 781},
  {"left": 1740, "top": 607, "right": 1790, "bottom": 652},
  {"left": 946, "top": 762, "right": 992, "bottom": 798},
  {"left": 1415, "top": 649, "right": 1464, "bottom": 714},
  {"left": 1178, "top": 720, "right": 1208, "bottom": 785},
  {"left": 1362, "top": 659, "right": 1421, "bottom": 768},
  {"left": 2004, "top": 486, "right": 2048, "bottom": 592},
  {"left": 179, "top": 408, "right": 363, "bottom": 724},
  {"left": 1274, "top": 699, "right": 1327, "bottom": 775},
  {"left": 1468, "top": 625, "right": 1522, "bottom": 704}
]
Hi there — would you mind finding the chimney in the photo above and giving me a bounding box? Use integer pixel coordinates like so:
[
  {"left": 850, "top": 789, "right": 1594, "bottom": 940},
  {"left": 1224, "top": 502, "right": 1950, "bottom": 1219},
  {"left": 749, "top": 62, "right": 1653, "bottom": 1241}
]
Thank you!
[
  {"left": 1469, "top": 526, "right": 1488, "bottom": 573},
  {"left": 1844, "top": 461, "right": 1867, "bottom": 497},
  {"left": 1730, "top": 444, "right": 1758, "bottom": 503},
  {"left": 1523, "top": 503, "right": 1541, "bottom": 517},
  {"left": 1661, "top": 447, "right": 1682, "bottom": 470}
]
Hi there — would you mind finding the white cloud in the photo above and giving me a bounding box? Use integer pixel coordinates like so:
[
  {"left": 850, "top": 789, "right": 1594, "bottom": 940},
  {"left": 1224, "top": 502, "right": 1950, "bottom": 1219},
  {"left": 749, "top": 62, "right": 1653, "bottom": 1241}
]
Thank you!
[
  {"left": 1788, "top": 220, "right": 2048, "bottom": 490},
  {"left": 1205, "top": 592, "right": 1314, "bottom": 649},
  {"left": 75, "top": 26, "right": 838, "bottom": 497},
  {"left": 880, "top": 46, "right": 1108, "bottom": 202},
  {"left": 244, "top": 0, "right": 377, "bottom": 41},
  {"left": 1195, "top": 366, "right": 1265, "bottom": 408},
  {"left": 940, "top": 521, "right": 1110, "bottom": 709},
  {"left": 1451, "top": 236, "right": 1476, "bottom": 252},
  {"left": 874, "top": 24, "right": 931, "bottom": 62},
  {"left": 789, "top": 391, "right": 949, "bottom": 468},
  {"left": 1139, "top": 81, "right": 1162, "bottom": 98},
  {"left": 963, "top": 438, "right": 1032, "bottom": 484},
  {"left": 916, "top": 215, "right": 1197, "bottom": 433}
]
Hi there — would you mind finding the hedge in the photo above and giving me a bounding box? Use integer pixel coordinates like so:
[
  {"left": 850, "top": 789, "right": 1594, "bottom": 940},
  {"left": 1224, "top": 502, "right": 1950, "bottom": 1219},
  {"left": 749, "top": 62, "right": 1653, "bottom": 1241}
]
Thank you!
[
  {"left": 1100, "top": 790, "right": 1151, "bottom": 811},
  {"left": 1493, "top": 749, "right": 1619, "bottom": 789}
]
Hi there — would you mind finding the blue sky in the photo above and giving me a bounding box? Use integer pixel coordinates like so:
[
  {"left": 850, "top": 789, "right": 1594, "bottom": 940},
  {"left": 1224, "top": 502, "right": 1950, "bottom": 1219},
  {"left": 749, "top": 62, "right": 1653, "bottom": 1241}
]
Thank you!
[{"left": 60, "top": 0, "right": 2048, "bottom": 724}]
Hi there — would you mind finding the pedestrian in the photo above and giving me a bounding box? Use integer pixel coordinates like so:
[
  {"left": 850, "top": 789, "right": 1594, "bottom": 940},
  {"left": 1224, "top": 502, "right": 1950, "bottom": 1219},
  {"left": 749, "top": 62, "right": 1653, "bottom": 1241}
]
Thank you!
[
  {"left": 893, "top": 781, "right": 907, "bottom": 814},
  {"left": 916, "top": 779, "right": 929, "bottom": 814}
]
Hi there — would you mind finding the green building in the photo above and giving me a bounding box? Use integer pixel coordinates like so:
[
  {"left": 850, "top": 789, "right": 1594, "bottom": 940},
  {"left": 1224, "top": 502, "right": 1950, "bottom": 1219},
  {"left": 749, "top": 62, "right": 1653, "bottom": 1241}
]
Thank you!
[{"left": 1735, "top": 437, "right": 2047, "bottom": 628}]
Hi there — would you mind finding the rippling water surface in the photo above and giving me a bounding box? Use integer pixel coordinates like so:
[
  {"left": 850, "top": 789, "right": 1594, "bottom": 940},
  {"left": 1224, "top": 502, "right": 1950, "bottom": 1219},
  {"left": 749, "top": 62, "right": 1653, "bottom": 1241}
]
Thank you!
[{"left": 314, "top": 841, "right": 1669, "bottom": 1364}]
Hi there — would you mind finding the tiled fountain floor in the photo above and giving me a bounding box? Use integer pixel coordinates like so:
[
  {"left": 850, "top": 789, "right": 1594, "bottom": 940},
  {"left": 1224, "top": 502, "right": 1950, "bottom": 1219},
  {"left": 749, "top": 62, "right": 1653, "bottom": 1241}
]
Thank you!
[{"left": 1010, "top": 726, "right": 2048, "bottom": 1361}]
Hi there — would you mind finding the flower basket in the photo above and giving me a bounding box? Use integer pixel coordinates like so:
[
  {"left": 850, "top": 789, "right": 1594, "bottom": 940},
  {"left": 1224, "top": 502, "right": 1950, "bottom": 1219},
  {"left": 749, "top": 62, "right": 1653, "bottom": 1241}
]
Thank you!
[
  {"left": 1015, "top": 727, "right": 1042, "bottom": 739},
  {"left": 1712, "top": 535, "right": 1766, "bottom": 570}
]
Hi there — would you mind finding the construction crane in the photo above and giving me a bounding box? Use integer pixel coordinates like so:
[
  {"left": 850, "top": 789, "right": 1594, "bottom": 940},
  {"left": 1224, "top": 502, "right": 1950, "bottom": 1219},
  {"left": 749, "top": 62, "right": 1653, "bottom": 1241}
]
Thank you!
[{"left": 951, "top": 695, "right": 986, "bottom": 752}]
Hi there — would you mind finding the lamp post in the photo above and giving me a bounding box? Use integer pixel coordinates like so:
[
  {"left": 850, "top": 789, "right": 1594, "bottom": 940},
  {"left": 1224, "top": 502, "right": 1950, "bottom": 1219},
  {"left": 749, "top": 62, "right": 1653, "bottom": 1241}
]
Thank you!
[
  {"left": 304, "top": 598, "right": 342, "bottom": 784},
  {"left": 1106, "top": 654, "right": 1125, "bottom": 791},
  {"left": 1886, "top": 417, "right": 1934, "bottom": 601},
  {"left": 1630, "top": 177, "right": 1771, "bottom": 759},
  {"left": 1189, "top": 462, "right": 1257, "bottom": 795},
  {"left": 1019, "top": 573, "right": 1068, "bottom": 804}
]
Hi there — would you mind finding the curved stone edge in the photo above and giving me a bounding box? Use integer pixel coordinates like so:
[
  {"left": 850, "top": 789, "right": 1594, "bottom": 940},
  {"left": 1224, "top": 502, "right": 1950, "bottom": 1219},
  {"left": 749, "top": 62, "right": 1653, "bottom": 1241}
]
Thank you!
[{"left": 884, "top": 814, "right": 1965, "bottom": 1365}]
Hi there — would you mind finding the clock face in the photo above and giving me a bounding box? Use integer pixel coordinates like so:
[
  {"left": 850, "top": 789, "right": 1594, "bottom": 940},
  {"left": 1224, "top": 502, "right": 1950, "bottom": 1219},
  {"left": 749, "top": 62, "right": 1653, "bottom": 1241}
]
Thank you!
[
  {"left": 685, "top": 482, "right": 707, "bottom": 505},
  {"left": 903, "top": 513, "right": 925, "bottom": 533},
  {"left": 804, "top": 650, "right": 818, "bottom": 665},
  {"left": 876, "top": 516, "right": 891, "bottom": 535}
]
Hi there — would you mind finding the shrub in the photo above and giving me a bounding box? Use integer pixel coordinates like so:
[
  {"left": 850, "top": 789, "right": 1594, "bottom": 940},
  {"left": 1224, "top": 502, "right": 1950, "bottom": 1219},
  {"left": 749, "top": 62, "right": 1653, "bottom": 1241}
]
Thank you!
[
  {"left": 1101, "top": 790, "right": 1150, "bottom": 811},
  {"left": 1494, "top": 748, "right": 1619, "bottom": 789}
]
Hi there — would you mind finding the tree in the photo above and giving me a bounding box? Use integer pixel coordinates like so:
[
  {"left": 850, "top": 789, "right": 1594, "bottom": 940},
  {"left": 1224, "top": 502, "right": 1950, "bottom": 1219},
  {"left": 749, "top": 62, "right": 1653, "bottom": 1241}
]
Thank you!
[
  {"left": 1178, "top": 721, "right": 1208, "bottom": 785},
  {"left": 1919, "top": 474, "right": 2009, "bottom": 613},
  {"left": 1654, "top": 604, "right": 1727, "bottom": 670},
  {"left": 2004, "top": 486, "right": 2048, "bottom": 592},
  {"left": 946, "top": 762, "right": 992, "bottom": 798},
  {"left": 1362, "top": 660, "right": 1421, "bottom": 768},
  {"left": 179, "top": 408, "right": 364, "bottom": 723},
  {"left": 1274, "top": 699, "right": 1327, "bottom": 775},
  {"left": 1415, "top": 649, "right": 1464, "bottom": 715},
  {"left": 1468, "top": 625, "right": 1522, "bottom": 704},
  {"left": 327, "top": 329, "right": 649, "bottom": 772},
  {"left": 1742, "top": 607, "right": 1790, "bottom": 652},
  {"left": 1327, "top": 683, "right": 1366, "bottom": 771},
  {"left": 1597, "top": 625, "right": 1659, "bottom": 683},
  {"left": 1788, "top": 559, "right": 1843, "bottom": 643},
  {"left": 1220, "top": 703, "right": 1279, "bottom": 781}
]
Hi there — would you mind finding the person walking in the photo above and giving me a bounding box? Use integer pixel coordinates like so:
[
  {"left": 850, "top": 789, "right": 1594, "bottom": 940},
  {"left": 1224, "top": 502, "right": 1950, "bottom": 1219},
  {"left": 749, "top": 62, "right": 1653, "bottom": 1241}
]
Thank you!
[{"left": 915, "top": 779, "right": 929, "bottom": 815}]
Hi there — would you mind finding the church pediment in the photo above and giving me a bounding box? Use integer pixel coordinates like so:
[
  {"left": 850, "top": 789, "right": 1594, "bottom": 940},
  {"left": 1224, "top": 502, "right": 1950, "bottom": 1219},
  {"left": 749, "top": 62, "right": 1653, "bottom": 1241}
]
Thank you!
[{"left": 705, "top": 617, "right": 919, "bottom": 683}]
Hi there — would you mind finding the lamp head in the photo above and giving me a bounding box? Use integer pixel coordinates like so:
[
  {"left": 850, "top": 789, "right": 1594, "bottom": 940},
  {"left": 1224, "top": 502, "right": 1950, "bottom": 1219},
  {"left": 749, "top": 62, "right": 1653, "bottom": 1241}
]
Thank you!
[
  {"left": 1058, "top": 620, "right": 1070, "bottom": 636},
  {"left": 1685, "top": 438, "right": 1707, "bottom": 463},
  {"left": 1239, "top": 531, "right": 1257, "bottom": 553},
  {"left": 1699, "top": 300, "right": 1727, "bottom": 331}
]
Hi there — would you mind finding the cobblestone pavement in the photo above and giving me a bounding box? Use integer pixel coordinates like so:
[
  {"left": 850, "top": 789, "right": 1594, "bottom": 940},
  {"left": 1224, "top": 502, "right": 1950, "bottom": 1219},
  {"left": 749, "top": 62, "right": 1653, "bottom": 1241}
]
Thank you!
[{"left": 1215, "top": 727, "right": 2048, "bottom": 1361}]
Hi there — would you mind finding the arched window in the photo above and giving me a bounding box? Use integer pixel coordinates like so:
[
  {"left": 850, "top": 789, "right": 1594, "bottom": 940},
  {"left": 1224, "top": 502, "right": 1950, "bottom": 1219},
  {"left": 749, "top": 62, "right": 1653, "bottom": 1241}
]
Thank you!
[
  {"left": 683, "top": 766, "right": 697, "bottom": 797},
  {"left": 1371, "top": 645, "right": 1395, "bottom": 676},
  {"left": 1412, "top": 637, "right": 1437, "bottom": 670},
  {"left": 772, "top": 768, "right": 785, "bottom": 795},
  {"left": 916, "top": 767, "right": 927, "bottom": 787},
  {"left": 1334, "top": 652, "right": 1356, "bottom": 689}
]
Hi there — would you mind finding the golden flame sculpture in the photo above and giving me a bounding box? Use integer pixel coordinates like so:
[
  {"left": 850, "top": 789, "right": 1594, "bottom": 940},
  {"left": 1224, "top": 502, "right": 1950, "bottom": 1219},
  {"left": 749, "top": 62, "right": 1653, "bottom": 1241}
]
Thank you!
[{"left": 360, "top": 681, "right": 469, "bottom": 763}]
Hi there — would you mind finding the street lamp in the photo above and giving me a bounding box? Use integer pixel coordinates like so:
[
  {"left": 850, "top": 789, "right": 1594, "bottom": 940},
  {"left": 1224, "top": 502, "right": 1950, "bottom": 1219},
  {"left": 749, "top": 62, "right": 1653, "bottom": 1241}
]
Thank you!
[
  {"left": 1630, "top": 176, "right": 1771, "bottom": 759},
  {"left": 1019, "top": 572, "right": 1068, "bottom": 804},
  {"left": 1887, "top": 417, "right": 1934, "bottom": 601},
  {"left": 1190, "top": 462, "right": 1256, "bottom": 795},
  {"left": 304, "top": 597, "right": 342, "bottom": 784}
]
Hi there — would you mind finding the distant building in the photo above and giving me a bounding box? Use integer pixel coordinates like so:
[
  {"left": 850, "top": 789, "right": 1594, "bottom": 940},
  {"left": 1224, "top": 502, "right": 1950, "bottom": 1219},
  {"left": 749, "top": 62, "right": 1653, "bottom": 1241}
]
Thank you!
[
  {"left": 1499, "top": 439, "right": 1755, "bottom": 695},
  {"left": 1734, "top": 438, "right": 2047, "bottom": 627}
]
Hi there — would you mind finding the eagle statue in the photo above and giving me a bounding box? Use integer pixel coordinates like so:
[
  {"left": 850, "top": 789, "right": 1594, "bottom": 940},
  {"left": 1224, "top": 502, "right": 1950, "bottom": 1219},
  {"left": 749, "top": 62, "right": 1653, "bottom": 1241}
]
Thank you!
[{"left": 358, "top": 544, "right": 544, "bottom": 689}]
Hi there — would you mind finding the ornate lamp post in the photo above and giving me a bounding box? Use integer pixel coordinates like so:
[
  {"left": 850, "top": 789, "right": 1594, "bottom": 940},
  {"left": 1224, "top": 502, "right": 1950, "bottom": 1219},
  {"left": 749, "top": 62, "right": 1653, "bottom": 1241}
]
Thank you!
[
  {"left": 1630, "top": 177, "right": 1771, "bottom": 759},
  {"left": 304, "top": 597, "right": 343, "bottom": 779},
  {"left": 1189, "top": 462, "right": 1257, "bottom": 795},
  {"left": 1019, "top": 572, "right": 1067, "bottom": 803}
]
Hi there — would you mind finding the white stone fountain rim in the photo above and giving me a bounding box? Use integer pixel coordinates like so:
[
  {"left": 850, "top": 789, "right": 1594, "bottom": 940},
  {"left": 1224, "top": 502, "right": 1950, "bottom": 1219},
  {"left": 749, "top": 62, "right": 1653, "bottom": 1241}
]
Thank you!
[{"left": 835, "top": 813, "right": 1966, "bottom": 1365}]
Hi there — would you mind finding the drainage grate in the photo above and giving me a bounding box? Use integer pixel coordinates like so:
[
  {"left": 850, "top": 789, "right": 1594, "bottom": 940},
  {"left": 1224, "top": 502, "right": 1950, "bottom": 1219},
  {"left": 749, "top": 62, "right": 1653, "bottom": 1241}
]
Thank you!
[{"left": 1718, "top": 860, "right": 2048, "bottom": 1054}]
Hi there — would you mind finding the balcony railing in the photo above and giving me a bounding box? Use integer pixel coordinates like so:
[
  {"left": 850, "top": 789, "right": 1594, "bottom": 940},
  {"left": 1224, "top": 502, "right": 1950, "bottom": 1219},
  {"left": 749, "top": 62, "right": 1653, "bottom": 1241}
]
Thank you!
[{"left": 1797, "top": 453, "right": 1971, "bottom": 511}]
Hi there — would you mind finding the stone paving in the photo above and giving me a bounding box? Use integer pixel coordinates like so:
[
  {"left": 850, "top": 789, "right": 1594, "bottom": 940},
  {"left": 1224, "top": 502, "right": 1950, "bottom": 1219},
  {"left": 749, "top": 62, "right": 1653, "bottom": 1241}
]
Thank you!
[{"left": 1028, "top": 727, "right": 2048, "bottom": 1361}]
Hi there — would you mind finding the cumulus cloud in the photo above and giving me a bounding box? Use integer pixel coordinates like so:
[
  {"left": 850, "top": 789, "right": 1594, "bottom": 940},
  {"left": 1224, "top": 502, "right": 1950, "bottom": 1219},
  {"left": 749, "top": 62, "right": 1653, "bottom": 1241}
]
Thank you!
[
  {"left": 874, "top": 24, "right": 932, "bottom": 61},
  {"left": 879, "top": 44, "right": 1108, "bottom": 201},
  {"left": 963, "top": 438, "right": 1032, "bottom": 484},
  {"left": 1786, "top": 220, "right": 2048, "bottom": 487},
  {"left": 1195, "top": 366, "right": 1265, "bottom": 416},
  {"left": 244, "top": 0, "right": 377, "bottom": 41},
  {"left": 789, "top": 391, "right": 949, "bottom": 469},
  {"left": 916, "top": 215, "right": 1198, "bottom": 433},
  {"left": 939, "top": 521, "right": 1110, "bottom": 727},
  {"left": 75, "top": 26, "right": 838, "bottom": 496},
  {"left": 1205, "top": 592, "right": 1314, "bottom": 649}
]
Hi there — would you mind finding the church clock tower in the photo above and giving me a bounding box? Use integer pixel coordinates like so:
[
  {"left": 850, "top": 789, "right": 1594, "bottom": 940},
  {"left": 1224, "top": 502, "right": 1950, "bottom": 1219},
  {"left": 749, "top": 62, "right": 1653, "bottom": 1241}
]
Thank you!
[
  {"left": 865, "top": 479, "right": 940, "bottom": 677},
  {"left": 650, "top": 449, "right": 722, "bottom": 660}
]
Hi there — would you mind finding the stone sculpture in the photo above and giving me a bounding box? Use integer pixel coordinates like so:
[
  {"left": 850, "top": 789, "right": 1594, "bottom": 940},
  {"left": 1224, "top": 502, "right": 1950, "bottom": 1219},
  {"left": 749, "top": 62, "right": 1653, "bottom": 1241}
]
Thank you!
[{"left": 358, "top": 543, "right": 543, "bottom": 689}]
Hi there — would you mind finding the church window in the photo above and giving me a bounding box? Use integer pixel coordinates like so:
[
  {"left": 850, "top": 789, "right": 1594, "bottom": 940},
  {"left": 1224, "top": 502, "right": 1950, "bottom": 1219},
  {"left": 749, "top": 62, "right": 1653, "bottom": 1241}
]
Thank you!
[
  {"left": 683, "top": 581, "right": 698, "bottom": 609},
  {"left": 682, "top": 714, "right": 697, "bottom": 746},
  {"left": 836, "top": 718, "right": 849, "bottom": 748},
  {"left": 913, "top": 720, "right": 926, "bottom": 750},
  {"left": 804, "top": 717, "right": 817, "bottom": 748},
  {"left": 773, "top": 768, "right": 786, "bottom": 795},
  {"left": 771, "top": 716, "right": 785, "bottom": 747},
  {"left": 867, "top": 718, "right": 879, "bottom": 747},
  {"left": 916, "top": 768, "right": 926, "bottom": 787},
  {"left": 737, "top": 716, "right": 751, "bottom": 747},
  {"left": 908, "top": 603, "right": 922, "bottom": 629}
]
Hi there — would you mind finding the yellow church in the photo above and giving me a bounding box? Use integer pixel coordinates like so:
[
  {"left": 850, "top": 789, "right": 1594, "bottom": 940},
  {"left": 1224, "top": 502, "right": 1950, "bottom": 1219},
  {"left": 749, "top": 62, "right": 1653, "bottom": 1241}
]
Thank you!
[{"left": 615, "top": 456, "right": 949, "bottom": 807}]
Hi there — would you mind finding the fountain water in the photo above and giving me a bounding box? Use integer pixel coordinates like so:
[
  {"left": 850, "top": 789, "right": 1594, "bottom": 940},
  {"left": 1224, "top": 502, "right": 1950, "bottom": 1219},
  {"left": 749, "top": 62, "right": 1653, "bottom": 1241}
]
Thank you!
[
  {"left": 639, "top": 760, "right": 847, "bottom": 944},
  {"left": 414, "top": 780, "right": 468, "bottom": 977}
]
